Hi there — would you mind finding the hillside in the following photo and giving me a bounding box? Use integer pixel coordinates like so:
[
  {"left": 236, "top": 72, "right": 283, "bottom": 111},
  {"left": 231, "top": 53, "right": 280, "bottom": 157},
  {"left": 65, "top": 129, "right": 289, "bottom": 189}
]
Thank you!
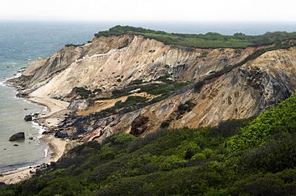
[
  {"left": 2, "top": 26, "right": 296, "bottom": 194},
  {"left": 7, "top": 26, "right": 296, "bottom": 144},
  {"left": 1, "top": 93, "right": 296, "bottom": 195}
]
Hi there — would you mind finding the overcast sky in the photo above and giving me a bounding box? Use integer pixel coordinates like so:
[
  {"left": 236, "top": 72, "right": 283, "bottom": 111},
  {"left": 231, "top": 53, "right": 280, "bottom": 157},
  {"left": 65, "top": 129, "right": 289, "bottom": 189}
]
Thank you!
[{"left": 0, "top": 0, "right": 295, "bottom": 22}]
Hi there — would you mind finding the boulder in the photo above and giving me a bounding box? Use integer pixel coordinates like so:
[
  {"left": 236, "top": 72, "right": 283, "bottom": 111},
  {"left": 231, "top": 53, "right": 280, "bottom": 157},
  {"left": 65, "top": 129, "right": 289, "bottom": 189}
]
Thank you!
[
  {"left": 24, "top": 115, "right": 32, "bottom": 121},
  {"left": 9, "top": 132, "right": 25, "bottom": 141}
]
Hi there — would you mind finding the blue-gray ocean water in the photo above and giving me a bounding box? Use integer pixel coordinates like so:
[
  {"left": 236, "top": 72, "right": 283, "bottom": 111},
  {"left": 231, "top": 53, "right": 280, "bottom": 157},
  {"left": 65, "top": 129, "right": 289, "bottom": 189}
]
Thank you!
[
  {"left": 0, "top": 21, "right": 295, "bottom": 174},
  {"left": 0, "top": 22, "right": 111, "bottom": 174}
]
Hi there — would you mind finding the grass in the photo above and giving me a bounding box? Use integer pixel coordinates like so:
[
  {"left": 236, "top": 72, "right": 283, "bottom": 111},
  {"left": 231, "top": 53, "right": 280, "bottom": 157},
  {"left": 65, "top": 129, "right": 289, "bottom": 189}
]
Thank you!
[{"left": 95, "top": 25, "right": 296, "bottom": 48}]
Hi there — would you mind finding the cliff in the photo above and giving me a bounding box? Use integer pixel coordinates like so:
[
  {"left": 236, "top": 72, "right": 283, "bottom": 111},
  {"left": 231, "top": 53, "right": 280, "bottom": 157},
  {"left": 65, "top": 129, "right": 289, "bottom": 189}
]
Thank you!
[
  {"left": 3, "top": 26, "right": 296, "bottom": 195},
  {"left": 9, "top": 27, "right": 296, "bottom": 143}
]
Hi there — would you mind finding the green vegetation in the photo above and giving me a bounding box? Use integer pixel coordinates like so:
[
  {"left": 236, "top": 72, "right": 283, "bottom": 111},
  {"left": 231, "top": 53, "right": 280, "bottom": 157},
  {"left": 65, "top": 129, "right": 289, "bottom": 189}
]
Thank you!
[
  {"left": 114, "top": 96, "right": 148, "bottom": 108},
  {"left": 177, "top": 100, "right": 196, "bottom": 119},
  {"left": 111, "top": 79, "right": 192, "bottom": 99},
  {"left": 2, "top": 94, "right": 296, "bottom": 195},
  {"left": 72, "top": 87, "right": 92, "bottom": 98},
  {"left": 95, "top": 25, "right": 296, "bottom": 48},
  {"left": 228, "top": 93, "right": 296, "bottom": 152}
]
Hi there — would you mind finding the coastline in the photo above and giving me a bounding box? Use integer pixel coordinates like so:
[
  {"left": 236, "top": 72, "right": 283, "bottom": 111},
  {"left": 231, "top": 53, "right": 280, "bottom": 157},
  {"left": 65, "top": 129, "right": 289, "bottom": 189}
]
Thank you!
[
  {"left": 0, "top": 78, "right": 69, "bottom": 184},
  {"left": 0, "top": 135, "right": 67, "bottom": 184}
]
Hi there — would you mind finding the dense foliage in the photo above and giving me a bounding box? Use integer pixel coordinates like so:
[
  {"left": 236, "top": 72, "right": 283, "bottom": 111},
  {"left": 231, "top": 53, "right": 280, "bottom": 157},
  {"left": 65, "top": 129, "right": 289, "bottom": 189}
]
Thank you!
[
  {"left": 1, "top": 94, "right": 296, "bottom": 195},
  {"left": 110, "top": 78, "right": 192, "bottom": 99},
  {"left": 95, "top": 25, "right": 296, "bottom": 48}
]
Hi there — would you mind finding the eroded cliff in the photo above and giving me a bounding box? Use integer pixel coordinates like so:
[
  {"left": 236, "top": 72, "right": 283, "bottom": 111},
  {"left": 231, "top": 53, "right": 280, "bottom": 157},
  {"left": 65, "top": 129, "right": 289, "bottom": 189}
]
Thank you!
[{"left": 9, "top": 30, "right": 296, "bottom": 143}]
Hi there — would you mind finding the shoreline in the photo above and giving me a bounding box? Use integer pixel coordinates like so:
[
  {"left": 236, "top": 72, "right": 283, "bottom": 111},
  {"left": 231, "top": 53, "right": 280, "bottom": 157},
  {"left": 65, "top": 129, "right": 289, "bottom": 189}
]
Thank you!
[
  {"left": 0, "top": 135, "right": 67, "bottom": 184},
  {"left": 0, "top": 78, "right": 70, "bottom": 184}
]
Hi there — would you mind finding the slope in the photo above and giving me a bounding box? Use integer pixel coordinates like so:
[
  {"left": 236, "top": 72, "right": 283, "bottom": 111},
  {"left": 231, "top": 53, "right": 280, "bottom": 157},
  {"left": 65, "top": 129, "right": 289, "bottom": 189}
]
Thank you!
[{"left": 1, "top": 94, "right": 296, "bottom": 195}]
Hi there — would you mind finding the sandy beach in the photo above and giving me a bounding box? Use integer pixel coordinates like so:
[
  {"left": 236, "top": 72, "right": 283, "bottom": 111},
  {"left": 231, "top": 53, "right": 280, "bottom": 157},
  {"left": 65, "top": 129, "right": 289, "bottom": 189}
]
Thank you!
[
  {"left": 0, "top": 95, "right": 69, "bottom": 184},
  {"left": 0, "top": 135, "right": 67, "bottom": 184}
]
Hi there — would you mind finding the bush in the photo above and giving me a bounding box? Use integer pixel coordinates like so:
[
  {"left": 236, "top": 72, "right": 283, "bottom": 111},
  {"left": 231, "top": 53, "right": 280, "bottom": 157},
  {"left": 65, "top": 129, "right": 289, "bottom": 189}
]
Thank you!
[
  {"left": 228, "top": 94, "right": 296, "bottom": 152},
  {"left": 211, "top": 119, "right": 251, "bottom": 137},
  {"left": 191, "top": 153, "right": 207, "bottom": 161},
  {"left": 73, "top": 87, "right": 91, "bottom": 98},
  {"left": 177, "top": 100, "right": 196, "bottom": 118},
  {"left": 113, "top": 133, "right": 135, "bottom": 145},
  {"left": 242, "top": 134, "right": 296, "bottom": 173}
]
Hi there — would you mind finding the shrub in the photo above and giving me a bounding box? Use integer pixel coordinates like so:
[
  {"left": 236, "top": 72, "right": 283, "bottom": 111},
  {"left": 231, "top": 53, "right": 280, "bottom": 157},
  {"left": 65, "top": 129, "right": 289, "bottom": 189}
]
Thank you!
[
  {"left": 242, "top": 134, "right": 296, "bottom": 173},
  {"left": 211, "top": 119, "right": 251, "bottom": 137},
  {"left": 113, "top": 133, "right": 135, "bottom": 145},
  {"left": 191, "top": 153, "right": 207, "bottom": 161},
  {"left": 99, "top": 151, "right": 115, "bottom": 160},
  {"left": 202, "top": 148, "right": 213, "bottom": 159},
  {"left": 73, "top": 87, "right": 91, "bottom": 98},
  {"left": 177, "top": 100, "right": 196, "bottom": 118}
]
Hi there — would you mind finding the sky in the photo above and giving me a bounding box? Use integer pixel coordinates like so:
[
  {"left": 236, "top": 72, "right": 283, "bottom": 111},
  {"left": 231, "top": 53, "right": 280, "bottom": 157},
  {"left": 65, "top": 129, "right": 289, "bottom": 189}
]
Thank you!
[{"left": 0, "top": 0, "right": 295, "bottom": 22}]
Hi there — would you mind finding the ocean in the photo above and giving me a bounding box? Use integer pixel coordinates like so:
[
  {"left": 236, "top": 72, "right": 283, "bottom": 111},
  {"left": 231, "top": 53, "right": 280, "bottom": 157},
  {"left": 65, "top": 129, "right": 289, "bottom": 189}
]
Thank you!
[
  {"left": 0, "top": 21, "right": 295, "bottom": 174},
  {"left": 0, "top": 22, "right": 111, "bottom": 174}
]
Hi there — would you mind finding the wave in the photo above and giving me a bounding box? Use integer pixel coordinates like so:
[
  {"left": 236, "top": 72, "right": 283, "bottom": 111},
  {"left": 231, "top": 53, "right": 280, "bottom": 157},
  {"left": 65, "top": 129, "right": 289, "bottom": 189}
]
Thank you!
[
  {"left": 31, "top": 121, "right": 48, "bottom": 139},
  {"left": 0, "top": 68, "right": 23, "bottom": 87},
  {"left": 44, "top": 147, "right": 49, "bottom": 158}
]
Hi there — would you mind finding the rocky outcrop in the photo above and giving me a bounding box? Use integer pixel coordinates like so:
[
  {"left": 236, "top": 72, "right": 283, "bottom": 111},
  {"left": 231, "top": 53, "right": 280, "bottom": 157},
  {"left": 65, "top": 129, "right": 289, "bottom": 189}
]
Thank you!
[
  {"left": 9, "top": 132, "right": 25, "bottom": 141},
  {"left": 130, "top": 115, "right": 149, "bottom": 136}
]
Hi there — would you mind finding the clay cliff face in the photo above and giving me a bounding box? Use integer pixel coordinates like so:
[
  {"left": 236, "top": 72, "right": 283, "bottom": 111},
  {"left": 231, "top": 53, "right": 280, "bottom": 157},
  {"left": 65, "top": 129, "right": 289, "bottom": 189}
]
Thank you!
[
  {"left": 18, "top": 35, "right": 254, "bottom": 98},
  {"left": 80, "top": 48, "right": 295, "bottom": 142},
  {"left": 11, "top": 34, "right": 296, "bottom": 143}
]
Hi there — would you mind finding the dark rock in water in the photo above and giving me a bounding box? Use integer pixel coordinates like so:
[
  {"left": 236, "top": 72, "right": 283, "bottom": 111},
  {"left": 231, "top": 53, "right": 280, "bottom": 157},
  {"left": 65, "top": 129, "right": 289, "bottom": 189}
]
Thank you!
[
  {"left": 29, "top": 137, "right": 33, "bottom": 140},
  {"left": 24, "top": 108, "right": 28, "bottom": 110},
  {"left": 13, "top": 144, "right": 19, "bottom": 147},
  {"left": 55, "top": 131, "right": 68, "bottom": 138},
  {"left": 9, "top": 132, "right": 25, "bottom": 141},
  {"left": 42, "top": 131, "right": 49, "bottom": 135},
  {"left": 24, "top": 115, "right": 33, "bottom": 121}
]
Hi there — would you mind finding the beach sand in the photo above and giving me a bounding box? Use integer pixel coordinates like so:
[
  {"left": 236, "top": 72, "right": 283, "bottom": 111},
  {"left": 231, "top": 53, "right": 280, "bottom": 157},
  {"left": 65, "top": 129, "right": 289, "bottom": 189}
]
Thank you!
[
  {"left": 0, "top": 135, "right": 67, "bottom": 184},
  {"left": 0, "top": 96, "right": 69, "bottom": 184}
]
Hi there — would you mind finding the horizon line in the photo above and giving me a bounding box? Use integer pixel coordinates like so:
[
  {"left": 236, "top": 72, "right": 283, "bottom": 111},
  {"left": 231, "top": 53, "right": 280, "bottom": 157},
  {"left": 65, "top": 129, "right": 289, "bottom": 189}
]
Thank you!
[{"left": 0, "top": 19, "right": 296, "bottom": 24}]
